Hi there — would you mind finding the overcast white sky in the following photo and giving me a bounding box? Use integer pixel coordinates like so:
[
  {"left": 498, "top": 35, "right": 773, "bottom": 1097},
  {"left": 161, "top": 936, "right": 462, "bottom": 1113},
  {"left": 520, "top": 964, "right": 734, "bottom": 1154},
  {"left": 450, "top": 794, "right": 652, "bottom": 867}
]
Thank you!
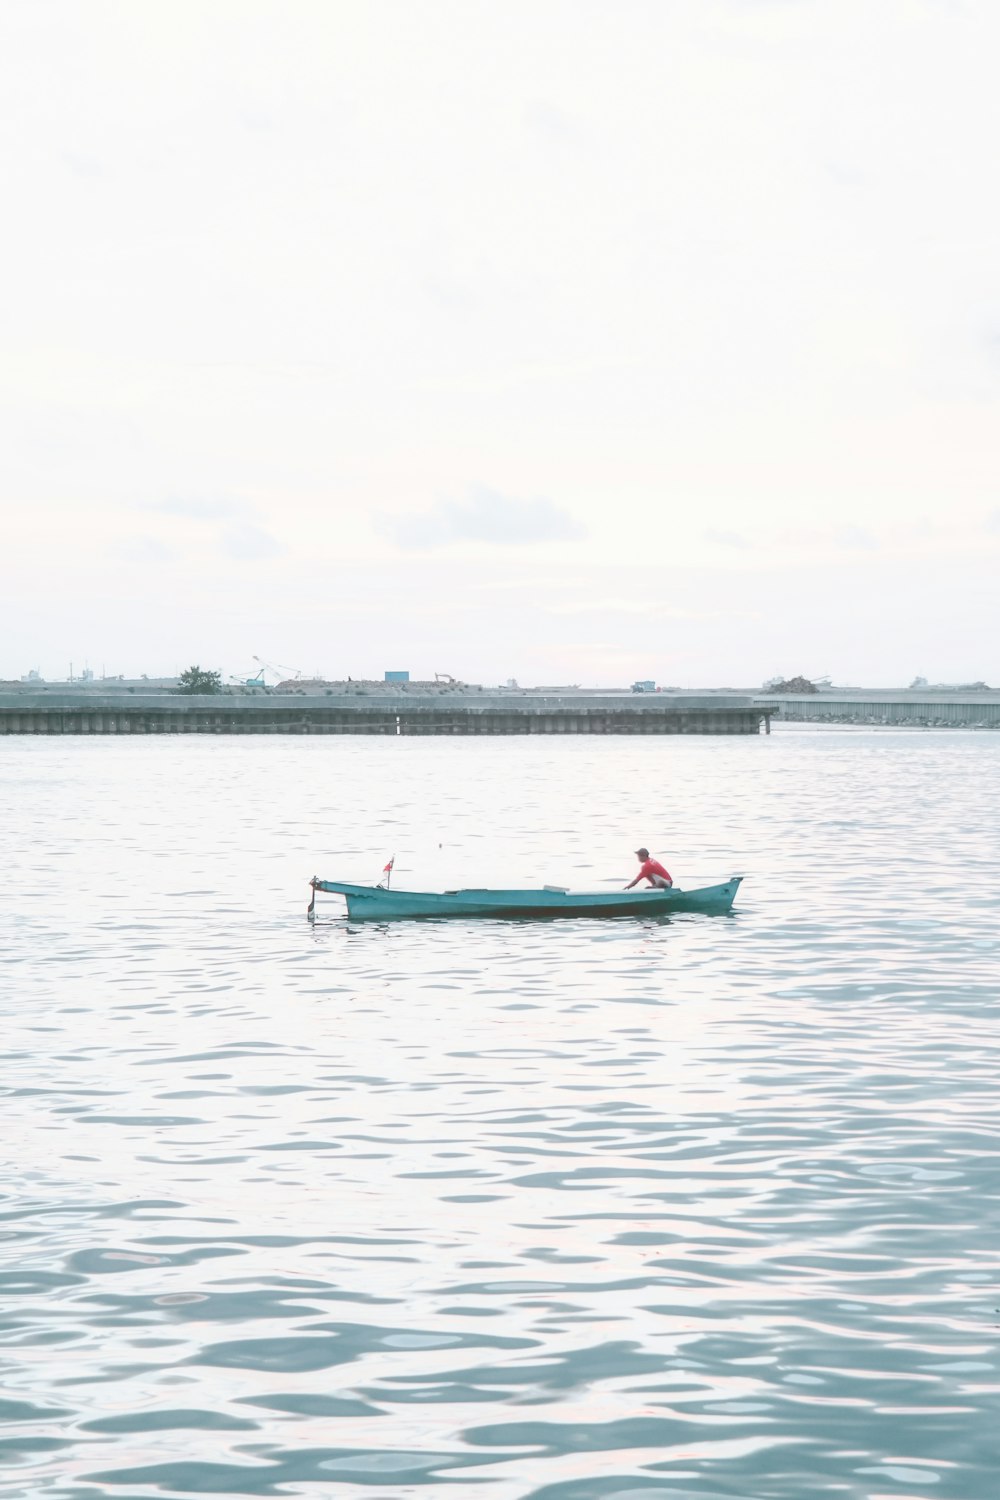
[{"left": 2, "top": 0, "right": 999, "bottom": 687}]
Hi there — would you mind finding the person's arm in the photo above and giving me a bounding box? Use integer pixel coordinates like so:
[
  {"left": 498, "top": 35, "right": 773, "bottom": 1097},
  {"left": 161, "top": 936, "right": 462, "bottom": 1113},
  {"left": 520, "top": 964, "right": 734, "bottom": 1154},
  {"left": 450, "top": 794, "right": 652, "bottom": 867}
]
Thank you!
[{"left": 623, "top": 873, "right": 640, "bottom": 890}]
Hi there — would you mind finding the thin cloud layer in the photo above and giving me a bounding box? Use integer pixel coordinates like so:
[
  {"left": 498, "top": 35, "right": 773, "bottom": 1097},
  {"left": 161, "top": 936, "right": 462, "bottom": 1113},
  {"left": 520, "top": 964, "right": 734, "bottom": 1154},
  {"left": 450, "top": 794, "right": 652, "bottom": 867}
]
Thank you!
[
  {"left": 137, "top": 498, "right": 284, "bottom": 561},
  {"left": 382, "top": 488, "right": 585, "bottom": 550},
  {"left": 834, "top": 526, "right": 878, "bottom": 552},
  {"left": 704, "top": 528, "right": 751, "bottom": 550},
  {"left": 220, "top": 522, "right": 284, "bottom": 561},
  {"left": 149, "top": 498, "right": 251, "bottom": 520}
]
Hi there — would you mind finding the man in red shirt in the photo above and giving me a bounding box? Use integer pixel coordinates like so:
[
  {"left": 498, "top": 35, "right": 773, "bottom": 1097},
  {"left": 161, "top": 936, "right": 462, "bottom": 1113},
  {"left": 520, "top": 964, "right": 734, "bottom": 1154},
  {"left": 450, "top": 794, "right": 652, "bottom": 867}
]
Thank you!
[{"left": 625, "top": 847, "right": 673, "bottom": 890}]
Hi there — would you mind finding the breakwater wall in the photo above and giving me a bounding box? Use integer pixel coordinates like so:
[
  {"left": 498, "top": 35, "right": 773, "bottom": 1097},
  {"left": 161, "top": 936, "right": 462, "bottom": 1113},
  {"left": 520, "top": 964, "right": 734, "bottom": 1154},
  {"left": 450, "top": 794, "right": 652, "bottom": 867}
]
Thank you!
[
  {"left": 770, "top": 692, "right": 1000, "bottom": 727},
  {"left": 0, "top": 691, "right": 772, "bottom": 736}
]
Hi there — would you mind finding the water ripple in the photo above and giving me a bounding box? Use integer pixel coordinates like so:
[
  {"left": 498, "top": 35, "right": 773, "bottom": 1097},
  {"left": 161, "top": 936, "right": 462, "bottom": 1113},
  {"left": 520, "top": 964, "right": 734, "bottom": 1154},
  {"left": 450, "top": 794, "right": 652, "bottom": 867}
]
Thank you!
[{"left": 2, "top": 731, "right": 999, "bottom": 1499}]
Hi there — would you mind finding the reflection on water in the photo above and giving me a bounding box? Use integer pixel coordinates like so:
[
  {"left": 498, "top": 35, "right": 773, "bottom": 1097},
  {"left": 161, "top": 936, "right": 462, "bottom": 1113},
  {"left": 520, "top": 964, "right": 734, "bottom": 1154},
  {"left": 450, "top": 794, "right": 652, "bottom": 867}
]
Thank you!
[{"left": 2, "top": 729, "right": 999, "bottom": 1499}]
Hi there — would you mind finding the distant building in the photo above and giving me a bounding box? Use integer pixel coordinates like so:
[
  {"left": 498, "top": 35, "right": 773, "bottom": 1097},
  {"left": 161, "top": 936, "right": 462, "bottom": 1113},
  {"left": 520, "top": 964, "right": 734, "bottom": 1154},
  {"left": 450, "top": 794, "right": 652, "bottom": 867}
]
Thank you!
[{"left": 384, "top": 670, "right": 410, "bottom": 682}]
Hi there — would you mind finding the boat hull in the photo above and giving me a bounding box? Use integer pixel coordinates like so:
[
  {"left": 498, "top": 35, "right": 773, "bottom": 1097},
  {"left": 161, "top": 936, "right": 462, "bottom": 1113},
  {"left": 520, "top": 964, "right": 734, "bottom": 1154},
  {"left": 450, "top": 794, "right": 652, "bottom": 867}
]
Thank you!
[{"left": 311, "top": 877, "right": 742, "bottom": 922}]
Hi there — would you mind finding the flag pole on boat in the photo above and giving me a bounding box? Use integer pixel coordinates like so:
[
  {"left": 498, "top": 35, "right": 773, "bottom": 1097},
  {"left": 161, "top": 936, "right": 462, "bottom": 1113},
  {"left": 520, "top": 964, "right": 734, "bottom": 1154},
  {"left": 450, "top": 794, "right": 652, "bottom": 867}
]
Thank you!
[{"left": 380, "top": 855, "right": 395, "bottom": 889}]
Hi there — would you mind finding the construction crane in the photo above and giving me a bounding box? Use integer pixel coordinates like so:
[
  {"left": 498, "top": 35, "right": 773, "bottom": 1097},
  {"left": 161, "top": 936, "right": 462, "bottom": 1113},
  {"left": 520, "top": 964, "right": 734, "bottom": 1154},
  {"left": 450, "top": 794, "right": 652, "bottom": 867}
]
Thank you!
[{"left": 253, "top": 655, "right": 303, "bottom": 684}]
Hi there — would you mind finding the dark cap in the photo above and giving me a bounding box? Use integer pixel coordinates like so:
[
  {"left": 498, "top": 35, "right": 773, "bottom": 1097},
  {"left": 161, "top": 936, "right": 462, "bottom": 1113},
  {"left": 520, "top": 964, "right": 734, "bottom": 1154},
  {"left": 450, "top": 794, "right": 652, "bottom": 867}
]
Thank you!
[{"left": 635, "top": 847, "right": 649, "bottom": 859}]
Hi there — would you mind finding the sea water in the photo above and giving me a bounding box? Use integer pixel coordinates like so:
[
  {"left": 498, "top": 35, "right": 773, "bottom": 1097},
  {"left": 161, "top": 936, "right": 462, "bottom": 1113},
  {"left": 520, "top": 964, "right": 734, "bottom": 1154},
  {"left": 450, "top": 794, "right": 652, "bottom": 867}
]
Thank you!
[{"left": 2, "top": 728, "right": 999, "bottom": 1499}]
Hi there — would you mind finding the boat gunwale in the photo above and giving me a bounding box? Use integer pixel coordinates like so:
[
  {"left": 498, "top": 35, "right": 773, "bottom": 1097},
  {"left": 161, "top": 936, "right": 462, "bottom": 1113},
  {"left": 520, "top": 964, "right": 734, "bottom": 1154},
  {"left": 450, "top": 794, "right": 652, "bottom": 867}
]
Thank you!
[{"left": 309, "top": 876, "right": 742, "bottom": 921}]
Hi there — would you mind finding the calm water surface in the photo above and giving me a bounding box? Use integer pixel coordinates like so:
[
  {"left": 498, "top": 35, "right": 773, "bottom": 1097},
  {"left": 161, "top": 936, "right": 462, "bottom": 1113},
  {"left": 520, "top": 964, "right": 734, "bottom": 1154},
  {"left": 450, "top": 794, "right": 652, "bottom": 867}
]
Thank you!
[{"left": 3, "top": 729, "right": 999, "bottom": 1500}]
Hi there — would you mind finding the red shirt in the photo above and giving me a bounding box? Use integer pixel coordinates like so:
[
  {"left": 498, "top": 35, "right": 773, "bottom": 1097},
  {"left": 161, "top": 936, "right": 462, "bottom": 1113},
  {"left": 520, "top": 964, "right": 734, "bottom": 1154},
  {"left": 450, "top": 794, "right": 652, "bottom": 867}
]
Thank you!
[{"left": 639, "top": 857, "right": 671, "bottom": 884}]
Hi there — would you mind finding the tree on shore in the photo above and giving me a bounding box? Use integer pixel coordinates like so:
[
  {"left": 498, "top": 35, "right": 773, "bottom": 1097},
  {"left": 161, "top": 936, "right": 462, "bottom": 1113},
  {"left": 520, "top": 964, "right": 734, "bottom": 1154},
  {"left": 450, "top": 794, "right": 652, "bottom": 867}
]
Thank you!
[{"left": 177, "top": 666, "right": 222, "bottom": 694}]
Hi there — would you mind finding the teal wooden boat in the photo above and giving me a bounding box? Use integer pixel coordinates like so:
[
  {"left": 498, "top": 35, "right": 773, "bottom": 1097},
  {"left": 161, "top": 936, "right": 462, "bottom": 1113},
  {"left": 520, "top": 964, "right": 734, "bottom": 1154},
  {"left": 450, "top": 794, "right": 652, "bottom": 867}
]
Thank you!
[{"left": 308, "top": 876, "right": 742, "bottom": 922}]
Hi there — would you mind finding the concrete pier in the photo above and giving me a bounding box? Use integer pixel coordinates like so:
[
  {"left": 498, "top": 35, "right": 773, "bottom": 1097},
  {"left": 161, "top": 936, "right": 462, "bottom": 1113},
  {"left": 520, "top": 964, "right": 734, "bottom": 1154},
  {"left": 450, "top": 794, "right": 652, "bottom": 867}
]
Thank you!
[
  {"left": 764, "top": 690, "right": 1000, "bottom": 728},
  {"left": 0, "top": 691, "right": 772, "bottom": 736}
]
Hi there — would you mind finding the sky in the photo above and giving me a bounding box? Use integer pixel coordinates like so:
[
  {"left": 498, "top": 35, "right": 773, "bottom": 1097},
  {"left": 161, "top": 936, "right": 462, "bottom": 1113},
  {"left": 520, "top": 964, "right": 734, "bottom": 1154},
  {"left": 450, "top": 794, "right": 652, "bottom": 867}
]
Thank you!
[{"left": 2, "top": 0, "right": 999, "bottom": 688}]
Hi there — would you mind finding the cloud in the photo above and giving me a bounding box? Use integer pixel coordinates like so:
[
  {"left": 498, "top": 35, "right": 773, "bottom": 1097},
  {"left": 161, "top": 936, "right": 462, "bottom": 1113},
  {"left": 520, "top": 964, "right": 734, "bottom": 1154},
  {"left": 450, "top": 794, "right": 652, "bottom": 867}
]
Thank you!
[
  {"left": 381, "top": 487, "right": 585, "bottom": 550},
  {"left": 547, "top": 599, "right": 724, "bottom": 622},
  {"left": 114, "top": 536, "right": 175, "bottom": 563},
  {"left": 149, "top": 497, "right": 250, "bottom": 520},
  {"left": 220, "top": 522, "right": 284, "bottom": 560},
  {"left": 704, "top": 527, "right": 750, "bottom": 549},
  {"left": 61, "top": 150, "right": 104, "bottom": 179},
  {"left": 834, "top": 526, "right": 878, "bottom": 551},
  {"left": 135, "top": 497, "right": 282, "bottom": 561},
  {"left": 522, "top": 99, "right": 583, "bottom": 147}
]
